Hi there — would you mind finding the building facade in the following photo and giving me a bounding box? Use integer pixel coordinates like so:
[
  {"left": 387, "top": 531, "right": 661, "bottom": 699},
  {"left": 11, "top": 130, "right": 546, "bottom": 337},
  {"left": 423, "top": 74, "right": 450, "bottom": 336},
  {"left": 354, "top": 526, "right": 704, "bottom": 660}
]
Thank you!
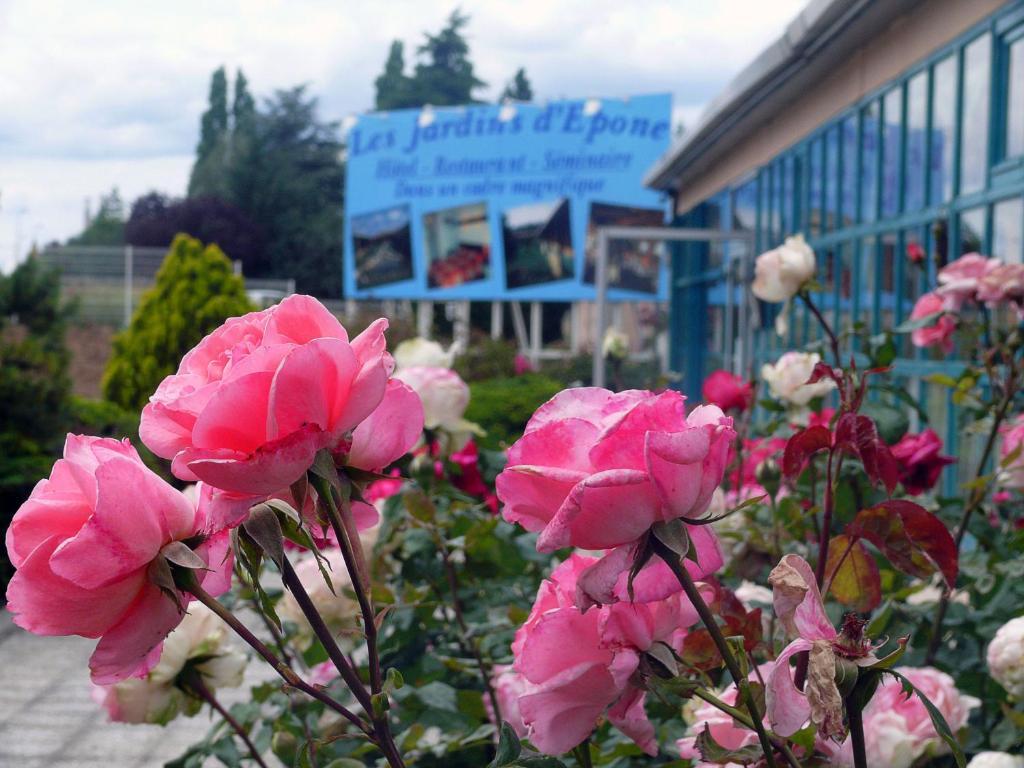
[{"left": 647, "top": 0, "right": 1024, "bottom": 491}]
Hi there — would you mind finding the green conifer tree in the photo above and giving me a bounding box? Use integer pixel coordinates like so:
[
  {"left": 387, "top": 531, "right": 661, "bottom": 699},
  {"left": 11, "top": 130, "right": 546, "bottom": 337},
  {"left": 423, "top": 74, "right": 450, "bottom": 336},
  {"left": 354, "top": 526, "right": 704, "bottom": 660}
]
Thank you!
[{"left": 102, "top": 234, "right": 254, "bottom": 410}]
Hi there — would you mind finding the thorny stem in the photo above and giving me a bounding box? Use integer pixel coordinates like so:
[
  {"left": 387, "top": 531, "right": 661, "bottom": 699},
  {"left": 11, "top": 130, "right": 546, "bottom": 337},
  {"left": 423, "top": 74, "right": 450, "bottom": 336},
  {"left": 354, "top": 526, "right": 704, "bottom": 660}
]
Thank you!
[
  {"left": 651, "top": 539, "right": 787, "bottom": 768},
  {"left": 847, "top": 700, "right": 867, "bottom": 768},
  {"left": 439, "top": 543, "right": 502, "bottom": 723},
  {"left": 925, "top": 366, "right": 1017, "bottom": 663},
  {"left": 800, "top": 291, "right": 842, "bottom": 368},
  {"left": 234, "top": 562, "right": 295, "bottom": 667},
  {"left": 813, "top": 447, "right": 837, "bottom": 589},
  {"left": 572, "top": 739, "right": 594, "bottom": 768},
  {"left": 189, "top": 674, "right": 271, "bottom": 768},
  {"left": 179, "top": 573, "right": 372, "bottom": 737},
  {"left": 311, "top": 473, "right": 406, "bottom": 768},
  {"left": 278, "top": 556, "right": 373, "bottom": 714}
]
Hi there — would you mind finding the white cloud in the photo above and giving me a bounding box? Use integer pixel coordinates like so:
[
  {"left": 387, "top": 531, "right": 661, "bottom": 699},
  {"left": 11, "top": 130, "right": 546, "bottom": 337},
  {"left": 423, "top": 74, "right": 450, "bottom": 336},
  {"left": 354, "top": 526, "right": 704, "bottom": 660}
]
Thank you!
[{"left": 0, "top": 0, "right": 806, "bottom": 271}]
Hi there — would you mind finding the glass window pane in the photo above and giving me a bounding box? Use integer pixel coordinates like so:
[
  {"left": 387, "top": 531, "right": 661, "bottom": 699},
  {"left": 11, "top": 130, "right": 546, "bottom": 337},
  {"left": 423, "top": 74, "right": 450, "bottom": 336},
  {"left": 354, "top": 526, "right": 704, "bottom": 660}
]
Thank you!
[
  {"left": 905, "top": 72, "right": 927, "bottom": 212},
  {"left": 930, "top": 56, "right": 957, "bottom": 204},
  {"left": 1008, "top": 38, "right": 1024, "bottom": 158},
  {"left": 882, "top": 88, "right": 903, "bottom": 218},
  {"left": 772, "top": 160, "right": 784, "bottom": 243},
  {"left": 861, "top": 102, "right": 880, "bottom": 222},
  {"left": 880, "top": 232, "right": 897, "bottom": 332},
  {"left": 825, "top": 126, "right": 840, "bottom": 233},
  {"left": 809, "top": 139, "right": 823, "bottom": 236},
  {"left": 960, "top": 34, "right": 992, "bottom": 195},
  {"left": 782, "top": 156, "right": 795, "bottom": 235},
  {"left": 836, "top": 241, "right": 854, "bottom": 333},
  {"left": 792, "top": 153, "right": 805, "bottom": 234},
  {"left": 959, "top": 207, "right": 985, "bottom": 255},
  {"left": 841, "top": 116, "right": 858, "bottom": 227},
  {"left": 860, "top": 236, "right": 878, "bottom": 331},
  {"left": 993, "top": 197, "right": 1024, "bottom": 262}
]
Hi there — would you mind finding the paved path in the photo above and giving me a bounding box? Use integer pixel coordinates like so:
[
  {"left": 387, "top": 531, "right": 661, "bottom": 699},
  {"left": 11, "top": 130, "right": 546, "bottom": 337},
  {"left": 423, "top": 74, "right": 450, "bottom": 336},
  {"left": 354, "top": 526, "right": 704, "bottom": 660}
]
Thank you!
[{"left": 0, "top": 612, "right": 276, "bottom": 767}]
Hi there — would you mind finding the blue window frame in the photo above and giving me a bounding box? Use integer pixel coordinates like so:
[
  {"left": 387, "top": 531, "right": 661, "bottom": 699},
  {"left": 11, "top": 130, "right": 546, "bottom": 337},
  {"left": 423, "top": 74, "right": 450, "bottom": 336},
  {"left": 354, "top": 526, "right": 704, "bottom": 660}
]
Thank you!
[{"left": 672, "top": 2, "right": 1024, "bottom": 477}]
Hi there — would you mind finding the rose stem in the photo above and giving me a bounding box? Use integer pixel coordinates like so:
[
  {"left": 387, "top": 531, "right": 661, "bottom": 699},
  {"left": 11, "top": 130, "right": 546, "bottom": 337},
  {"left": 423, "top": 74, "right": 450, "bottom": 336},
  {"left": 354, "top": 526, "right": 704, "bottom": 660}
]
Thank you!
[
  {"left": 651, "top": 537, "right": 786, "bottom": 768},
  {"left": 311, "top": 473, "right": 406, "bottom": 768},
  {"left": 189, "top": 673, "right": 271, "bottom": 768},
  {"left": 179, "top": 572, "right": 372, "bottom": 737}
]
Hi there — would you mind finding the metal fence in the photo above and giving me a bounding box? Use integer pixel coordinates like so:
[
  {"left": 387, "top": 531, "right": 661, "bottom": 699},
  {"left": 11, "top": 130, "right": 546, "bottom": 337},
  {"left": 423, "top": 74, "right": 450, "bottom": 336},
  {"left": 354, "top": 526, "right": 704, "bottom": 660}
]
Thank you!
[{"left": 37, "top": 245, "right": 295, "bottom": 326}]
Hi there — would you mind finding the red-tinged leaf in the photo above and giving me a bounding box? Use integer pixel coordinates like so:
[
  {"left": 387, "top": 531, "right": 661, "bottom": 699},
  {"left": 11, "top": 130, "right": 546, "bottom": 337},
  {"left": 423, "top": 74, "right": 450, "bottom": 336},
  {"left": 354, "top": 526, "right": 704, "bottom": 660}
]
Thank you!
[
  {"left": 834, "top": 413, "right": 900, "bottom": 493},
  {"left": 808, "top": 361, "right": 842, "bottom": 388},
  {"left": 851, "top": 500, "right": 958, "bottom": 586},
  {"left": 681, "top": 629, "right": 722, "bottom": 671},
  {"left": 825, "top": 535, "right": 881, "bottom": 612},
  {"left": 783, "top": 425, "right": 832, "bottom": 480},
  {"left": 719, "top": 588, "right": 765, "bottom": 652}
]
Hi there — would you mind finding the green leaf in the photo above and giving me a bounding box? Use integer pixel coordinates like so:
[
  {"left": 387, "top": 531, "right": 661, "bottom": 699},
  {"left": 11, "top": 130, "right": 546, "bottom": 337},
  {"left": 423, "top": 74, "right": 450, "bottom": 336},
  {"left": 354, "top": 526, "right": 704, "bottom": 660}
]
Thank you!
[
  {"left": 160, "top": 541, "right": 208, "bottom": 570},
  {"left": 695, "top": 725, "right": 762, "bottom": 764},
  {"left": 651, "top": 519, "right": 690, "bottom": 557},
  {"left": 860, "top": 400, "right": 909, "bottom": 444},
  {"left": 242, "top": 505, "right": 286, "bottom": 568},
  {"left": 490, "top": 722, "right": 522, "bottom": 766},
  {"left": 895, "top": 311, "right": 943, "bottom": 333},
  {"left": 886, "top": 670, "right": 966, "bottom": 768}
]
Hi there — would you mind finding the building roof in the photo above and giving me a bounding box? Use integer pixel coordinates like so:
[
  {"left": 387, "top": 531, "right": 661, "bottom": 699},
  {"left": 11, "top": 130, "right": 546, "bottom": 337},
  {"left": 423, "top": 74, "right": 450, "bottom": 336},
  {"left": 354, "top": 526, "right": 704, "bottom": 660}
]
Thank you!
[{"left": 644, "top": 0, "right": 926, "bottom": 194}]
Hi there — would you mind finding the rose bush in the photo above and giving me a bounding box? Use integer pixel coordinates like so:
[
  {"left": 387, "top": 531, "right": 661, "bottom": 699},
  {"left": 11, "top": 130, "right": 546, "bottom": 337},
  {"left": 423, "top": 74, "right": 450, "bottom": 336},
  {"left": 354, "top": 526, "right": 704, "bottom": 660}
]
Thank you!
[{"left": 5, "top": 260, "right": 1024, "bottom": 768}]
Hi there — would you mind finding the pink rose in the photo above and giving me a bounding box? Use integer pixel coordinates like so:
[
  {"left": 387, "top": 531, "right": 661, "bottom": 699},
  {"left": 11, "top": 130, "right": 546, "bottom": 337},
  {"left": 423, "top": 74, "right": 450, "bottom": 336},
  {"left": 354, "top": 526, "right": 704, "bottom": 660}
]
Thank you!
[
  {"left": 860, "top": 667, "right": 978, "bottom": 768},
  {"left": 891, "top": 429, "right": 956, "bottom": 495},
  {"left": 910, "top": 293, "right": 956, "bottom": 353},
  {"left": 449, "top": 439, "right": 498, "bottom": 512},
  {"left": 514, "top": 354, "right": 534, "bottom": 376},
  {"left": 140, "top": 296, "right": 422, "bottom": 524},
  {"left": 497, "top": 388, "right": 732, "bottom": 605},
  {"left": 977, "top": 263, "right": 1024, "bottom": 309},
  {"left": 512, "top": 553, "right": 704, "bottom": 755},
  {"left": 5, "top": 435, "right": 232, "bottom": 684},
  {"left": 936, "top": 254, "right": 1000, "bottom": 310},
  {"left": 702, "top": 370, "right": 754, "bottom": 413},
  {"left": 484, "top": 664, "right": 531, "bottom": 738},
  {"left": 140, "top": 295, "right": 399, "bottom": 491},
  {"left": 1000, "top": 415, "right": 1024, "bottom": 491}
]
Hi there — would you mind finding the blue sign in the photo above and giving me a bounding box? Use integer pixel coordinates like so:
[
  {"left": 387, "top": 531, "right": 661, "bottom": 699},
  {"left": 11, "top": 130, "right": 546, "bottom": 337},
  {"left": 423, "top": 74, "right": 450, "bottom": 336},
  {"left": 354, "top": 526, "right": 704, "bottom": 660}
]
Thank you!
[{"left": 343, "top": 94, "right": 672, "bottom": 301}]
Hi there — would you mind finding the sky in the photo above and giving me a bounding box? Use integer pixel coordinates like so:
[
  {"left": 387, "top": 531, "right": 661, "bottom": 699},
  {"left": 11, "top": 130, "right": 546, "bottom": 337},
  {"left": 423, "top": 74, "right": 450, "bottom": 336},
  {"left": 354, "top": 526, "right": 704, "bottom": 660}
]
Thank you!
[{"left": 0, "top": 0, "right": 807, "bottom": 272}]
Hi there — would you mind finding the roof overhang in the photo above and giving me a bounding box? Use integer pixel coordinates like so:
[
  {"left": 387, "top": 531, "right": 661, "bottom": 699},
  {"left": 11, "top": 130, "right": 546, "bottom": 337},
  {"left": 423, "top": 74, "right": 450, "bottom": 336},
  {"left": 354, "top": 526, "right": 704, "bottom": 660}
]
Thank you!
[{"left": 644, "top": 0, "right": 928, "bottom": 194}]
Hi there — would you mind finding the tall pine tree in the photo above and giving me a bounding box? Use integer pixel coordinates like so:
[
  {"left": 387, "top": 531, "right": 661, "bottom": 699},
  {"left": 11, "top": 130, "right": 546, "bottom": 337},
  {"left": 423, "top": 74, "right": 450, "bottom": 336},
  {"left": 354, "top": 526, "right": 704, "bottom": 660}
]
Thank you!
[
  {"left": 501, "top": 68, "right": 533, "bottom": 102},
  {"left": 374, "top": 42, "right": 416, "bottom": 110},
  {"left": 374, "top": 10, "right": 486, "bottom": 109},
  {"left": 189, "top": 67, "right": 231, "bottom": 197}
]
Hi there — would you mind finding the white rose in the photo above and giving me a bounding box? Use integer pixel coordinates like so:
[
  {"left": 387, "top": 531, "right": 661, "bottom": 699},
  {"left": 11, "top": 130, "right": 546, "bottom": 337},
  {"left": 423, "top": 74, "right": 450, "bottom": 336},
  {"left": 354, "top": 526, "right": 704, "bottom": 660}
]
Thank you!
[
  {"left": 751, "top": 234, "right": 816, "bottom": 302},
  {"left": 394, "top": 365, "right": 483, "bottom": 451},
  {"left": 733, "top": 580, "right": 773, "bottom": 608},
  {"left": 988, "top": 615, "right": 1024, "bottom": 698},
  {"left": 761, "top": 351, "right": 835, "bottom": 407},
  {"left": 968, "top": 753, "right": 1024, "bottom": 768},
  {"left": 92, "top": 604, "right": 246, "bottom": 725},
  {"left": 602, "top": 328, "right": 629, "bottom": 360},
  {"left": 393, "top": 337, "right": 456, "bottom": 369}
]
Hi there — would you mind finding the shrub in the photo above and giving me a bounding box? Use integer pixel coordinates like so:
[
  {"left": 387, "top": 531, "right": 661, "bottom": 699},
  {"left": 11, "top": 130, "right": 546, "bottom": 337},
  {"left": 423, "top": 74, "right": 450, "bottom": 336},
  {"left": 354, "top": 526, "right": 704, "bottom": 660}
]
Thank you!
[
  {"left": 102, "top": 234, "right": 255, "bottom": 410},
  {"left": 465, "top": 372, "right": 563, "bottom": 449},
  {"left": 0, "top": 254, "right": 72, "bottom": 592},
  {"left": 453, "top": 335, "right": 518, "bottom": 381}
]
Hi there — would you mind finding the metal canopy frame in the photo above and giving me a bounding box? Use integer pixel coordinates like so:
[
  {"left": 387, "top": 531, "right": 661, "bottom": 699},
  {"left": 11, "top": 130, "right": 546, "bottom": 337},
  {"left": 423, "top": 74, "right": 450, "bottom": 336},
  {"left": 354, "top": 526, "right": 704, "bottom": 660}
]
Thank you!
[{"left": 592, "top": 226, "right": 756, "bottom": 389}]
